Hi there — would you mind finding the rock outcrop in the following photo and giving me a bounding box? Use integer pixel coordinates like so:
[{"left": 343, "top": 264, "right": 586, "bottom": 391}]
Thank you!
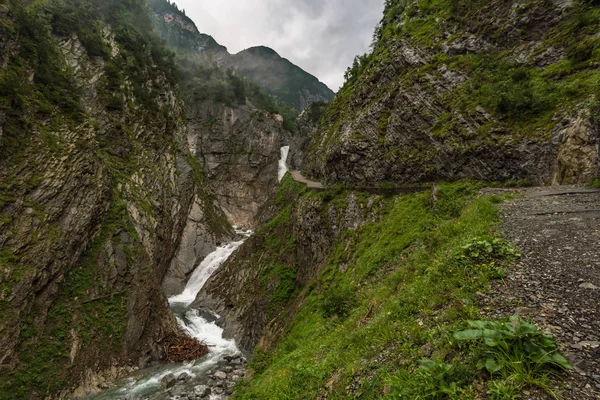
[
  {"left": 187, "top": 102, "right": 285, "bottom": 229},
  {"left": 286, "top": 101, "right": 329, "bottom": 171},
  {"left": 304, "top": 0, "right": 600, "bottom": 185}
]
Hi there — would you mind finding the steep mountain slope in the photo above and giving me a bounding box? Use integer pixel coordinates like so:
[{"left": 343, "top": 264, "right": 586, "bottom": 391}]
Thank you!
[
  {"left": 150, "top": 0, "right": 335, "bottom": 111},
  {"left": 0, "top": 0, "right": 234, "bottom": 397},
  {"left": 150, "top": 0, "right": 228, "bottom": 58},
  {"left": 304, "top": 0, "right": 600, "bottom": 186},
  {"left": 223, "top": 46, "right": 335, "bottom": 112}
]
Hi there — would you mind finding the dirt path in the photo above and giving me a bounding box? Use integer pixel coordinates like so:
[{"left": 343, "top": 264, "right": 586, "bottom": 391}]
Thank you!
[
  {"left": 482, "top": 186, "right": 600, "bottom": 399},
  {"left": 290, "top": 170, "right": 325, "bottom": 189}
]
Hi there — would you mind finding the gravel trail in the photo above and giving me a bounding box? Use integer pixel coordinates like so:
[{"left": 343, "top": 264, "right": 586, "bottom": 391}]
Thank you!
[{"left": 481, "top": 186, "right": 600, "bottom": 399}]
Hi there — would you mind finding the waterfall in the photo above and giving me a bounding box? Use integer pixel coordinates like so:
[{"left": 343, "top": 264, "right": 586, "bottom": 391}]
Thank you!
[
  {"left": 95, "top": 229, "right": 251, "bottom": 399},
  {"left": 278, "top": 146, "right": 290, "bottom": 182},
  {"left": 169, "top": 234, "right": 249, "bottom": 307}
]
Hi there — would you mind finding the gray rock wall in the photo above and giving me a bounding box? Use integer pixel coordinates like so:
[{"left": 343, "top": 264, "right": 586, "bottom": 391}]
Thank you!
[{"left": 187, "top": 102, "right": 284, "bottom": 229}]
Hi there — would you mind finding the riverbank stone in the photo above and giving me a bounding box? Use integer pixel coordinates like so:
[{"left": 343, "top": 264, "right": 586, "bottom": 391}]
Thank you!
[{"left": 161, "top": 373, "right": 177, "bottom": 389}]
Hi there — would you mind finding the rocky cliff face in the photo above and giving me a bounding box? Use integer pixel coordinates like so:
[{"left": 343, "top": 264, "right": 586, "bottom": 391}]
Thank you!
[
  {"left": 287, "top": 101, "right": 329, "bottom": 170},
  {"left": 0, "top": 2, "right": 230, "bottom": 397},
  {"left": 304, "top": 0, "right": 600, "bottom": 185},
  {"left": 194, "top": 178, "right": 384, "bottom": 351},
  {"left": 187, "top": 101, "right": 285, "bottom": 229}
]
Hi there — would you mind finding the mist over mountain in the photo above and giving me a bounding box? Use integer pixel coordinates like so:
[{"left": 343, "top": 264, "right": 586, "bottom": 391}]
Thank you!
[{"left": 151, "top": 0, "right": 335, "bottom": 111}]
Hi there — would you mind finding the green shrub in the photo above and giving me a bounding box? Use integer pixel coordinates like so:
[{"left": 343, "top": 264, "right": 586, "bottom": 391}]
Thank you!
[
  {"left": 448, "top": 237, "right": 520, "bottom": 280},
  {"left": 321, "top": 285, "right": 356, "bottom": 319},
  {"left": 391, "top": 359, "right": 475, "bottom": 400},
  {"left": 454, "top": 316, "right": 570, "bottom": 397},
  {"left": 487, "top": 380, "right": 520, "bottom": 400}
]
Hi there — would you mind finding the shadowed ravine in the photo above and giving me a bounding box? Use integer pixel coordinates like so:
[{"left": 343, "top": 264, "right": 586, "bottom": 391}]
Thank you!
[
  {"left": 94, "top": 230, "right": 251, "bottom": 400},
  {"left": 93, "top": 147, "right": 291, "bottom": 399}
]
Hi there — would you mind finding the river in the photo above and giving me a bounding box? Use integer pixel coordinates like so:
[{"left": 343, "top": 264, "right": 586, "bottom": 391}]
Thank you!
[{"left": 95, "top": 230, "right": 251, "bottom": 400}]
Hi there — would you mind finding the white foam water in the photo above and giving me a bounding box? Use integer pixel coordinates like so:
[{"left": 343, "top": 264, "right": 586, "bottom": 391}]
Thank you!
[
  {"left": 278, "top": 145, "right": 290, "bottom": 182},
  {"left": 169, "top": 233, "right": 249, "bottom": 307},
  {"left": 95, "top": 229, "right": 251, "bottom": 399}
]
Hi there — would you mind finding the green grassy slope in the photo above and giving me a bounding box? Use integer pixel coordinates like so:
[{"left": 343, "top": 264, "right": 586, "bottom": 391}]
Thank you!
[{"left": 233, "top": 180, "right": 568, "bottom": 399}]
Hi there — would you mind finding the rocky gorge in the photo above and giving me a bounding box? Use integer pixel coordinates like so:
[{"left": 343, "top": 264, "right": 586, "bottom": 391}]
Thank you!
[
  {"left": 1, "top": 0, "right": 600, "bottom": 399},
  {"left": 0, "top": 0, "right": 298, "bottom": 397}
]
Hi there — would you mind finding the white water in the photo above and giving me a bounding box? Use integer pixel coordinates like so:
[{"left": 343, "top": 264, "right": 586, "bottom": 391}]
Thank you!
[
  {"left": 169, "top": 233, "right": 249, "bottom": 307},
  {"left": 97, "top": 229, "right": 251, "bottom": 399},
  {"left": 278, "top": 145, "right": 290, "bottom": 182}
]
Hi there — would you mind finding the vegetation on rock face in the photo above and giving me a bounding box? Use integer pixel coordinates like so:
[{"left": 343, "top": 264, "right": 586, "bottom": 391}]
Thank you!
[
  {"left": 0, "top": 0, "right": 229, "bottom": 397},
  {"left": 305, "top": 0, "right": 600, "bottom": 185},
  {"left": 231, "top": 182, "right": 569, "bottom": 399}
]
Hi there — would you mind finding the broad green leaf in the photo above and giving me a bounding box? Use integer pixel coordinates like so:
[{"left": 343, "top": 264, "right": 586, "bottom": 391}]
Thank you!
[
  {"left": 453, "top": 329, "right": 482, "bottom": 341},
  {"left": 468, "top": 320, "right": 489, "bottom": 329},
  {"left": 485, "top": 358, "right": 503, "bottom": 373},
  {"left": 417, "top": 359, "right": 437, "bottom": 371},
  {"left": 550, "top": 353, "right": 572, "bottom": 369}
]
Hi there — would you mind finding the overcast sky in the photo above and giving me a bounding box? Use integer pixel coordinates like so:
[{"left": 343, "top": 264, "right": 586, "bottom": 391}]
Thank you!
[{"left": 172, "top": 0, "right": 385, "bottom": 91}]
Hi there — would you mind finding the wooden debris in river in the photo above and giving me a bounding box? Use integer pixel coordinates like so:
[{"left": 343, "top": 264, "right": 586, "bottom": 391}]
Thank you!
[{"left": 162, "top": 335, "right": 209, "bottom": 363}]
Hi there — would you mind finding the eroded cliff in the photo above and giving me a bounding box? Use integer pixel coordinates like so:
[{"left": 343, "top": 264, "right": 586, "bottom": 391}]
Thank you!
[
  {"left": 304, "top": 0, "right": 600, "bottom": 185},
  {"left": 0, "top": 1, "right": 230, "bottom": 397}
]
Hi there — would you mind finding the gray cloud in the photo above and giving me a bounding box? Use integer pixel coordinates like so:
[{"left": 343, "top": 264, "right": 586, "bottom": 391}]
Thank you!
[{"left": 172, "top": 0, "right": 384, "bottom": 90}]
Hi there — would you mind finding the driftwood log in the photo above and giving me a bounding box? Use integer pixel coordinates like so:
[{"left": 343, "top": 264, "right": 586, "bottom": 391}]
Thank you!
[{"left": 162, "top": 334, "right": 210, "bottom": 363}]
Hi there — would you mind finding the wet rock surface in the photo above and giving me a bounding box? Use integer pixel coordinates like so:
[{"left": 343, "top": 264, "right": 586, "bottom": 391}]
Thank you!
[
  {"left": 187, "top": 102, "right": 284, "bottom": 229},
  {"left": 481, "top": 186, "right": 600, "bottom": 399},
  {"left": 122, "top": 354, "right": 247, "bottom": 400}
]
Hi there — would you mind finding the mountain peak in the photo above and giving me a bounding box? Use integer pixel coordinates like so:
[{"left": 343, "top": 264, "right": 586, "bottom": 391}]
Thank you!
[
  {"left": 149, "top": 0, "right": 334, "bottom": 111},
  {"left": 240, "top": 46, "right": 281, "bottom": 58}
]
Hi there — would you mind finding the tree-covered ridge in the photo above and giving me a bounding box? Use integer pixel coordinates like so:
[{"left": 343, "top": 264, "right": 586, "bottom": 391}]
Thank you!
[
  {"left": 149, "top": 0, "right": 334, "bottom": 113},
  {"left": 224, "top": 46, "right": 336, "bottom": 112},
  {"left": 148, "top": 0, "right": 300, "bottom": 131}
]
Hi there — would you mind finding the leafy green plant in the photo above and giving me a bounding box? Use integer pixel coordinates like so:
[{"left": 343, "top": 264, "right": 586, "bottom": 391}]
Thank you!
[
  {"left": 450, "top": 237, "right": 520, "bottom": 279},
  {"left": 459, "top": 238, "right": 520, "bottom": 261},
  {"left": 454, "top": 317, "right": 570, "bottom": 397},
  {"left": 392, "top": 359, "right": 475, "bottom": 400},
  {"left": 415, "top": 360, "right": 461, "bottom": 398},
  {"left": 487, "top": 380, "right": 520, "bottom": 400}
]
